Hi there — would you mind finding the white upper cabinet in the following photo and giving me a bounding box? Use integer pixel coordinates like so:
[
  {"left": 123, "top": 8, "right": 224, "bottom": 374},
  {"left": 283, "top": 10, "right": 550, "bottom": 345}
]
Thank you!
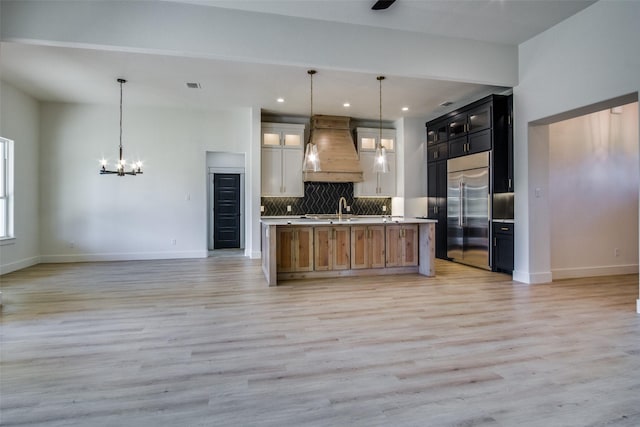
[
  {"left": 261, "top": 123, "right": 305, "bottom": 197},
  {"left": 354, "top": 127, "right": 396, "bottom": 197}
]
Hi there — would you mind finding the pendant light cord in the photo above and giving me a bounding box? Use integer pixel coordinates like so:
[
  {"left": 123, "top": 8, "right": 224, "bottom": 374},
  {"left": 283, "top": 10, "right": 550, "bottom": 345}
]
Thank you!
[
  {"left": 120, "top": 80, "right": 123, "bottom": 152},
  {"left": 379, "top": 77, "right": 382, "bottom": 143},
  {"left": 308, "top": 70, "right": 316, "bottom": 121},
  {"left": 118, "top": 78, "right": 126, "bottom": 163},
  {"left": 310, "top": 70, "right": 314, "bottom": 117}
]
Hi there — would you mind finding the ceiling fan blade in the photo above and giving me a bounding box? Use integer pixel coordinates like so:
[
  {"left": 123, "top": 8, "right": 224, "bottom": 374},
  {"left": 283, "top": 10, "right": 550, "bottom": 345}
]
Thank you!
[{"left": 371, "top": 0, "right": 396, "bottom": 11}]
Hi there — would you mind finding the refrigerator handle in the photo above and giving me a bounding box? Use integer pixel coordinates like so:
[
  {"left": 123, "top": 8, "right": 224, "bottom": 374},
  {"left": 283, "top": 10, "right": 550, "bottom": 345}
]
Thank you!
[{"left": 458, "top": 181, "right": 464, "bottom": 227}]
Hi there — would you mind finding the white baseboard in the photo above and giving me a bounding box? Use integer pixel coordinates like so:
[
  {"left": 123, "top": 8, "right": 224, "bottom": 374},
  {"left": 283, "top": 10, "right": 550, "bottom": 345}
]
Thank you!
[
  {"left": 552, "top": 264, "right": 639, "bottom": 280},
  {"left": 40, "top": 251, "right": 208, "bottom": 263},
  {"left": 637, "top": 299, "right": 640, "bottom": 314},
  {"left": 512, "top": 270, "right": 553, "bottom": 284},
  {"left": 249, "top": 250, "right": 261, "bottom": 259},
  {"left": 0, "top": 256, "right": 41, "bottom": 275}
]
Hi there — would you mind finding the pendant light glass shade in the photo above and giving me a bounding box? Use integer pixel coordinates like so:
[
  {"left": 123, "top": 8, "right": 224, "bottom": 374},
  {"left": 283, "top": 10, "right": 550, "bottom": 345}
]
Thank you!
[
  {"left": 374, "top": 75, "right": 389, "bottom": 173},
  {"left": 302, "top": 69, "right": 321, "bottom": 172},
  {"left": 373, "top": 145, "right": 390, "bottom": 173},
  {"left": 303, "top": 143, "right": 321, "bottom": 172}
]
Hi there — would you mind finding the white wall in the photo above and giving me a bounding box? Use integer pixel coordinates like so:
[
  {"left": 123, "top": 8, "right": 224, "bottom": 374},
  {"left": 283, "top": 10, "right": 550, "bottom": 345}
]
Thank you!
[
  {"left": 392, "top": 117, "right": 428, "bottom": 218},
  {"left": 38, "top": 102, "right": 257, "bottom": 262},
  {"left": 549, "top": 102, "right": 639, "bottom": 279},
  {"left": 0, "top": 81, "right": 40, "bottom": 274},
  {"left": 513, "top": 0, "right": 640, "bottom": 288}
]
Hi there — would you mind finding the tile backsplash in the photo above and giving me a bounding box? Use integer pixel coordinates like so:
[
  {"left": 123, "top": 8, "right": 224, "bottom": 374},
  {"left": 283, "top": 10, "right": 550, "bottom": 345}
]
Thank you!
[{"left": 261, "top": 182, "right": 391, "bottom": 216}]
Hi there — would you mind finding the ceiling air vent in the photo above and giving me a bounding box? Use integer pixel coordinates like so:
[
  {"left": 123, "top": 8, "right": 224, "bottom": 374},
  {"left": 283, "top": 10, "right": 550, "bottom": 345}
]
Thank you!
[
  {"left": 440, "top": 101, "right": 453, "bottom": 107},
  {"left": 186, "top": 82, "right": 201, "bottom": 89}
]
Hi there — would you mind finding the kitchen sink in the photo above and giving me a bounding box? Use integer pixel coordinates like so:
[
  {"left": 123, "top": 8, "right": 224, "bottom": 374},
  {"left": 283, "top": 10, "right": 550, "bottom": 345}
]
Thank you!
[{"left": 301, "top": 214, "right": 359, "bottom": 221}]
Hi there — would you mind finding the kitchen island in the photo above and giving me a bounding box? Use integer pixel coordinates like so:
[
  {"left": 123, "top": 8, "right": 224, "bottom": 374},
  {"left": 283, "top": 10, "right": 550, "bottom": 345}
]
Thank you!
[{"left": 261, "top": 216, "right": 437, "bottom": 286}]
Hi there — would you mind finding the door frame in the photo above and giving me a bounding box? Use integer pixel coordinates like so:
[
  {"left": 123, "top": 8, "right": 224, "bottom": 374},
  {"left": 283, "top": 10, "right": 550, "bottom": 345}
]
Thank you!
[{"left": 208, "top": 167, "right": 245, "bottom": 251}]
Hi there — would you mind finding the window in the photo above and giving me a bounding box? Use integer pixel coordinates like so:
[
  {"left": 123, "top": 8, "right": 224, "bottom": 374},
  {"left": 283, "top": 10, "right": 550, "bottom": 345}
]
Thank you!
[{"left": 0, "top": 137, "right": 14, "bottom": 240}]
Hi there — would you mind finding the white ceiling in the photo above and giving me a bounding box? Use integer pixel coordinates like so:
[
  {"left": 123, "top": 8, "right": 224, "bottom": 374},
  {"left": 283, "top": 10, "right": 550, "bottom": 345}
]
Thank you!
[
  {"left": 1, "top": 0, "right": 595, "bottom": 122},
  {"left": 178, "top": 0, "right": 595, "bottom": 45}
]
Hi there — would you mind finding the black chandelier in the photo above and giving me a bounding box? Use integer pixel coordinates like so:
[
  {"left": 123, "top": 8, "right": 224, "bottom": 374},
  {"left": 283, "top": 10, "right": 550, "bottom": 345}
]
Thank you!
[{"left": 100, "top": 78, "right": 143, "bottom": 176}]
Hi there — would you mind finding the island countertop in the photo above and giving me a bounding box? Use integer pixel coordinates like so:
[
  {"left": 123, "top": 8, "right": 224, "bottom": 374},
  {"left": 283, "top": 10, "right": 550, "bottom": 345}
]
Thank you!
[{"left": 261, "top": 216, "right": 438, "bottom": 226}]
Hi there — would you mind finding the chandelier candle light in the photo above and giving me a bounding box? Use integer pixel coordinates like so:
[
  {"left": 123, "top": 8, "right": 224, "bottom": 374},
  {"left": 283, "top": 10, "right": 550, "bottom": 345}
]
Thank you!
[
  {"left": 100, "top": 78, "right": 143, "bottom": 176},
  {"left": 373, "top": 75, "right": 390, "bottom": 174},
  {"left": 302, "top": 69, "right": 321, "bottom": 173}
]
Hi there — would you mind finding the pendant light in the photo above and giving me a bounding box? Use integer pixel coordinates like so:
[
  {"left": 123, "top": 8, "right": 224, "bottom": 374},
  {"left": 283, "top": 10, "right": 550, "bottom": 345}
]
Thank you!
[
  {"left": 373, "top": 75, "right": 390, "bottom": 173},
  {"left": 302, "top": 69, "right": 321, "bottom": 172},
  {"left": 100, "top": 78, "right": 143, "bottom": 176}
]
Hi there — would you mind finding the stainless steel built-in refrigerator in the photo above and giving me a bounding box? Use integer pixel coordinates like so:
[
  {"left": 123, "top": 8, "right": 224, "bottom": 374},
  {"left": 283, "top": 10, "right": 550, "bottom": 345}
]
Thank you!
[{"left": 447, "top": 151, "right": 491, "bottom": 269}]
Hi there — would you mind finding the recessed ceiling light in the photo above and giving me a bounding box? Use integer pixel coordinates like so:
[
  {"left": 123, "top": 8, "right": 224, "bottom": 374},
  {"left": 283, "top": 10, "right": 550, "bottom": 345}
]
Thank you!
[
  {"left": 186, "top": 82, "right": 201, "bottom": 89},
  {"left": 343, "top": 102, "right": 350, "bottom": 108},
  {"left": 277, "top": 98, "right": 285, "bottom": 103},
  {"left": 402, "top": 106, "right": 409, "bottom": 111}
]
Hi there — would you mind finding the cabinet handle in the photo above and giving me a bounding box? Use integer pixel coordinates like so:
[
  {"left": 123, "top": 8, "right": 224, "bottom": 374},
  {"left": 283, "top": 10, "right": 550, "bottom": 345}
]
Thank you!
[
  {"left": 501, "top": 227, "right": 510, "bottom": 231},
  {"left": 493, "top": 237, "right": 497, "bottom": 247},
  {"left": 508, "top": 115, "right": 511, "bottom": 126},
  {"left": 508, "top": 178, "right": 512, "bottom": 189}
]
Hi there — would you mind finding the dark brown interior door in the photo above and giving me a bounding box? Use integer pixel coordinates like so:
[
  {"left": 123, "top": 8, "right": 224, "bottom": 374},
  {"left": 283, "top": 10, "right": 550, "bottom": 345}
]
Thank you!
[{"left": 213, "top": 174, "right": 240, "bottom": 249}]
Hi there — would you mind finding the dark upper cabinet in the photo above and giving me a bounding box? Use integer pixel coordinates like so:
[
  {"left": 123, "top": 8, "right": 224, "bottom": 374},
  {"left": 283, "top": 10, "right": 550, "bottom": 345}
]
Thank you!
[
  {"left": 468, "top": 103, "right": 492, "bottom": 133},
  {"left": 493, "top": 94, "right": 514, "bottom": 193},
  {"left": 427, "top": 142, "right": 448, "bottom": 163},
  {"left": 449, "top": 129, "right": 492, "bottom": 158},
  {"left": 426, "top": 120, "right": 448, "bottom": 145},
  {"left": 447, "top": 103, "right": 492, "bottom": 140},
  {"left": 446, "top": 97, "right": 505, "bottom": 160},
  {"left": 448, "top": 112, "right": 468, "bottom": 139}
]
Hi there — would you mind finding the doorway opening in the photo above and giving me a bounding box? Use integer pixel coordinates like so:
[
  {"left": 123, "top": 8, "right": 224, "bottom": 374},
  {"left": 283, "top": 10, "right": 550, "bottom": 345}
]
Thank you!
[
  {"left": 548, "top": 100, "right": 639, "bottom": 279},
  {"left": 528, "top": 94, "right": 639, "bottom": 281},
  {"left": 207, "top": 152, "right": 245, "bottom": 253}
]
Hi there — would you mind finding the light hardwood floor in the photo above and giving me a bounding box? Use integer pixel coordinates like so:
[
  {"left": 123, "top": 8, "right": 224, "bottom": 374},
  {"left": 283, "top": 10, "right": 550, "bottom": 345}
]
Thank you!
[{"left": 1, "top": 257, "right": 639, "bottom": 427}]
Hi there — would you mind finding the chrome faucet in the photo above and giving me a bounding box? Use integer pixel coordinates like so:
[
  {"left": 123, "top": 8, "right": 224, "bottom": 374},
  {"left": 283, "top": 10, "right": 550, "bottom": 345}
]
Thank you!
[{"left": 338, "top": 197, "right": 347, "bottom": 221}]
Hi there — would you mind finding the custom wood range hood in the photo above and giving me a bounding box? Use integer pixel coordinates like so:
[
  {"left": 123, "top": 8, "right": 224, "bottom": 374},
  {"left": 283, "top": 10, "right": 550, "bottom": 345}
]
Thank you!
[{"left": 304, "top": 115, "right": 364, "bottom": 183}]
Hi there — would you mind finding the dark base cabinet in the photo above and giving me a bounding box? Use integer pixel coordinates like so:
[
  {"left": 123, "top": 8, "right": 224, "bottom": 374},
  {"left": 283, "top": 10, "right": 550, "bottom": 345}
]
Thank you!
[{"left": 492, "top": 222, "right": 514, "bottom": 273}]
